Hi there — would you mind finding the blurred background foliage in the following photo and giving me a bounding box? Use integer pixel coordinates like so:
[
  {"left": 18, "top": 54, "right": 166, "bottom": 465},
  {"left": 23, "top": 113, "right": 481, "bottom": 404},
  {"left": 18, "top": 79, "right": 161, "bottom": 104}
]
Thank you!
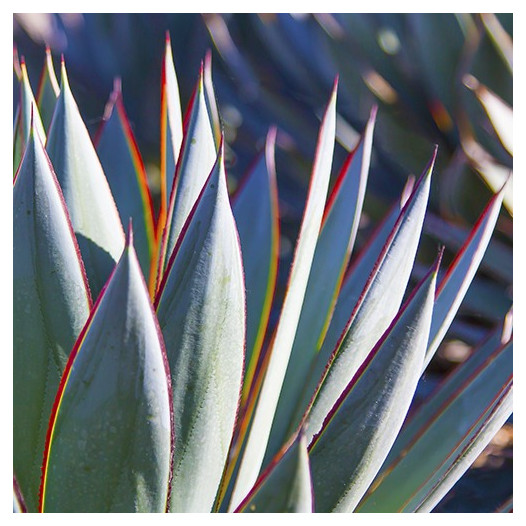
[{"left": 13, "top": 13, "right": 512, "bottom": 512}]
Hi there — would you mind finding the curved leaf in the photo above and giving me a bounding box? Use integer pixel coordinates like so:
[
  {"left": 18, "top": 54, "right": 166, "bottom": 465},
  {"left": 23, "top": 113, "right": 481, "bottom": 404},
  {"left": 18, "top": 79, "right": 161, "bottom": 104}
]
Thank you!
[
  {"left": 230, "top": 80, "right": 337, "bottom": 510},
  {"left": 265, "top": 106, "right": 376, "bottom": 464},
  {"left": 232, "top": 127, "right": 279, "bottom": 402},
  {"left": 46, "top": 60, "right": 125, "bottom": 298},
  {"left": 309, "top": 255, "right": 439, "bottom": 512},
  {"left": 13, "top": 122, "right": 91, "bottom": 512},
  {"left": 36, "top": 46, "right": 59, "bottom": 132},
  {"left": 305, "top": 151, "right": 435, "bottom": 443},
  {"left": 40, "top": 230, "right": 173, "bottom": 512},
  {"left": 159, "top": 63, "right": 217, "bottom": 277},
  {"left": 236, "top": 431, "right": 313, "bottom": 513},
  {"left": 95, "top": 79, "right": 156, "bottom": 280},
  {"left": 204, "top": 49, "right": 222, "bottom": 146},
  {"left": 356, "top": 338, "right": 512, "bottom": 512},
  {"left": 155, "top": 142, "right": 245, "bottom": 512}
]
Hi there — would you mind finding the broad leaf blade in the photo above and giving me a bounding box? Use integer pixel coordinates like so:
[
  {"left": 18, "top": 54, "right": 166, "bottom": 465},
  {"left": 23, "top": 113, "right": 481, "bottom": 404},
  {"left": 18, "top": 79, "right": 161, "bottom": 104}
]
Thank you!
[
  {"left": 230, "top": 80, "right": 337, "bottom": 510},
  {"left": 309, "top": 256, "right": 439, "bottom": 512},
  {"left": 13, "top": 123, "right": 91, "bottom": 512},
  {"left": 155, "top": 143, "right": 245, "bottom": 512},
  {"left": 424, "top": 185, "right": 505, "bottom": 367},
  {"left": 36, "top": 46, "right": 59, "bottom": 132},
  {"left": 159, "top": 63, "right": 217, "bottom": 276},
  {"left": 232, "top": 128, "right": 279, "bottom": 402},
  {"left": 95, "top": 80, "right": 156, "bottom": 281},
  {"left": 40, "top": 231, "right": 173, "bottom": 512},
  {"left": 46, "top": 61, "right": 125, "bottom": 298},
  {"left": 356, "top": 339, "right": 512, "bottom": 513},
  {"left": 306, "top": 152, "right": 435, "bottom": 443},
  {"left": 236, "top": 432, "right": 313, "bottom": 513},
  {"left": 265, "top": 106, "right": 376, "bottom": 464}
]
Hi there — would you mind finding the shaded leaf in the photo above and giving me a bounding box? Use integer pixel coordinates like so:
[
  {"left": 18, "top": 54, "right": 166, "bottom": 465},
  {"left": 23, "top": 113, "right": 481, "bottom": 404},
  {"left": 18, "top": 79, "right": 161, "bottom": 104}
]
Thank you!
[
  {"left": 36, "top": 46, "right": 59, "bottom": 132},
  {"left": 40, "top": 230, "right": 173, "bottom": 512},
  {"left": 95, "top": 78, "right": 156, "bottom": 281},
  {"left": 13, "top": 122, "right": 91, "bottom": 512},
  {"left": 46, "top": 60, "right": 125, "bottom": 298},
  {"left": 236, "top": 432, "right": 313, "bottom": 513},
  {"left": 230, "top": 80, "right": 337, "bottom": 510},
  {"left": 155, "top": 142, "right": 245, "bottom": 512},
  {"left": 309, "top": 255, "right": 439, "bottom": 512}
]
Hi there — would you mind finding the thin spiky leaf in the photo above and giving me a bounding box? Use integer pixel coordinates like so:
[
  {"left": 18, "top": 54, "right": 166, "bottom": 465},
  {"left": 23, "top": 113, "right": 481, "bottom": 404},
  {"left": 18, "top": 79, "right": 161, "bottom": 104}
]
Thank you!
[
  {"left": 155, "top": 142, "right": 245, "bottom": 512},
  {"left": 309, "top": 255, "right": 439, "bottom": 512},
  {"left": 13, "top": 122, "right": 91, "bottom": 512},
  {"left": 40, "top": 231, "right": 172, "bottom": 512},
  {"left": 46, "top": 60, "right": 125, "bottom": 298},
  {"left": 36, "top": 47, "right": 59, "bottom": 131},
  {"left": 230, "top": 80, "right": 337, "bottom": 510}
]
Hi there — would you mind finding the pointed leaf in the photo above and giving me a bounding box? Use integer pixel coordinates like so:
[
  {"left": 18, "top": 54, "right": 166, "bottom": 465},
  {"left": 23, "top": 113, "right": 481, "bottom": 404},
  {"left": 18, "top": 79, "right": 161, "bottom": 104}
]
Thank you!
[
  {"left": 155, "top": 143, "right": 245, "bottom": 512},
  {"left": 46, "top": 61, "right": 125, "bottom": 298},
  {"left": 13, "top": 60, "right": 46, "bottom": 173},
  {"left": 204, "top": 49, "right": 222, "bottom": 146},
  {"left": 230, "top": 80, "right": 337, "bottom": 510},
  {"left": 13, "top": 124, "right": 91, "bottom": 512},
  {"left": 159, "top": 63, "right": 217, "bottom": 276},
  {"left": 236, "top": 432, "right": 313, "bottom": 513},
  {"left": 36, "top": 46, "right": 59, "bottom": 132},
  {"left": 159, "top": 32, "right": 183, "bottom": 231},
  {"left": 95, "top": 79, "right": 156, "bottom": 280},
  {"left": 232, "top": 128, "right": 279, "bottom": 401},
  {"left": 306, "top": 152, "right": 435, "bottom": 443},
  {"left": 309, "top": 257, "right": 439, "bottom": 512},
  {"left": 424, "top": 185, "right": 505, "bottom": 367},
  {"left": 265, "top": 106, "right": 376, "bottom": 464},
  {"left": 40, "top": 231, "right": 173, "bottom": 512},
  {"left": 356, "top": 339, "right": 512, "bottom": 512}
]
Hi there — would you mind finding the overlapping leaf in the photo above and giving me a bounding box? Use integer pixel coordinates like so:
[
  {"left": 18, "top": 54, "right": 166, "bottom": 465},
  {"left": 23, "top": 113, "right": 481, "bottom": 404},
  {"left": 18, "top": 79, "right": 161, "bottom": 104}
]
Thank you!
[
  {"left": 36, "top": 47, "right": 59, "bottom": 132},
  {"left": 265, "top": 106, "right": 376, "bottom": 465},
  {"left": 46, "top": 61, "right": 125, "bottom": 298},
  {"left": 230, "top": 81, "right": 337, "bottom": 510},
  {"left": 305, "top": 151, "right": 435, "bottom": 444},
  {"left": 236, "top": 432, "right": 313, "bottom": 513},
  {"left": 40, "top": 231, "right": 172, "bottom": 512},
  {"left": 155, "top": 143, "right": 245, "bottom": 512},
  {"left": 95, "top": 79, "right": 156, "bottom": 280},
  {"left": 309, "top": 255, "right": 439, "bottom": 512},
  {"left": 13, "top": 122, "right": 91, "bottom": 512}
]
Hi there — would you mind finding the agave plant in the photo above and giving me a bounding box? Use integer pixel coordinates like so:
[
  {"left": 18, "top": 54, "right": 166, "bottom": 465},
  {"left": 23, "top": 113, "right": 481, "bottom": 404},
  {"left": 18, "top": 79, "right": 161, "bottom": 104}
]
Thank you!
[{"left": 13, "top": 34, "right": 512, "bottom": 513}]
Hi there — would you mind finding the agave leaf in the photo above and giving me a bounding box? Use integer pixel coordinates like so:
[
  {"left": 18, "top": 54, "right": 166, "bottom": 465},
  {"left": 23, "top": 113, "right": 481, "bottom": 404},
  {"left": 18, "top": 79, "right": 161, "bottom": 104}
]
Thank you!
[
  {"left": 155, "top": 142, "right": 245, "bottom": 512},
  {"left": 13, "top": 60, "right": 46, "bottom": 173},
  {"left": 158, "top": 32, "right": 183, "bottom": 232},
  {"left": 265, "top": 106, "right": 376, "bottom": 464},
  {"left": 95, "top": 79, "right": 156, "bottom": 281},
  {"left": 159, "top": 62, "right": 217, "bottom": 277},
  {"left": 309, "top": 255, "right": 439, "bottom": 512},
  {"left": 424, "top": 184, "right": 506, "bottom": 367},
  {"left": 496, "top": 496, "right": 513, "bottom": 513},
  {"left": 236, "top": 431, "right": 313, "bottom": 513},
  {"left": 46, "top": 60, "right": 125, "bottom": 298},
  {"left": 13, "top": 122, "right": 91, "bottom": 512},
  {"left": 465, "top": 74, "right": 513, "bottom": 155},
  {"left": 232, "top": 128, "right": 279, "bottom": 402},
  {"left": 36, "top": 46, "right": 59, "bottom": 132},
  {"left": 230, "top": 80, "right": 337, "bottom": 510},
  {"left": 356, "top": 338, "right": 512, "bottom": 513},
  {"left": 40, "top": 229, "right": 173, "bottom": 512},
  {"left": 306, "top": 151, "right": 435, "bottom": 444},
  {"left": 13, "top": 477, "right": 26, "bottom": 513},
  {"left": 204, "top": 49, "right": 222, "bottom": 146}
]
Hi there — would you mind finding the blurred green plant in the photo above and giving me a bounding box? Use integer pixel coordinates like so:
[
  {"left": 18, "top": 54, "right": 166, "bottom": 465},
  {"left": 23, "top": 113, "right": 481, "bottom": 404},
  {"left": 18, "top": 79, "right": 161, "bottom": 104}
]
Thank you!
[{"left": 13, "top": 14, "right": 512, "bottom": 513}]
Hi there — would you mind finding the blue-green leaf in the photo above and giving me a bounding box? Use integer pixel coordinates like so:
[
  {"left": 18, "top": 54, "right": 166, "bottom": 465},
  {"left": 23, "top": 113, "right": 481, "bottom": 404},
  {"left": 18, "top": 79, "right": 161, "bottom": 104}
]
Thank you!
[
  {"left": 309, "top": 255, "right": 439, "bottom": 512},
  {"left": 36, "top": 47, "right": 59, "bottom": 132},
  {"left": 40, "top": 230, "right": 172, "bottom": 512},
  {"left": 230, "top": 80, "right": 337, "bottom": 510},
  {"left": 155, "top": 141, "right": 245, "bottom": 512},
  {"left": 236, "top": 431, "right": 313, "bottom": 513},
  {"left": 46, "top": 60, "right": 125, "bottom": 298},
  {"left": 13, "top": 121, "right": 92, "bottom": 512}
]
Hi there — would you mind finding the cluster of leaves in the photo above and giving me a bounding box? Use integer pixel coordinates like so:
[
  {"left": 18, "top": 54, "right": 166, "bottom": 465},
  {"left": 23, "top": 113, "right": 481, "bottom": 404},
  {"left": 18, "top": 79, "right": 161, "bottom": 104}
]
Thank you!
[{"left": 14, "top": 23, "right": 512, "bottom": 513}]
